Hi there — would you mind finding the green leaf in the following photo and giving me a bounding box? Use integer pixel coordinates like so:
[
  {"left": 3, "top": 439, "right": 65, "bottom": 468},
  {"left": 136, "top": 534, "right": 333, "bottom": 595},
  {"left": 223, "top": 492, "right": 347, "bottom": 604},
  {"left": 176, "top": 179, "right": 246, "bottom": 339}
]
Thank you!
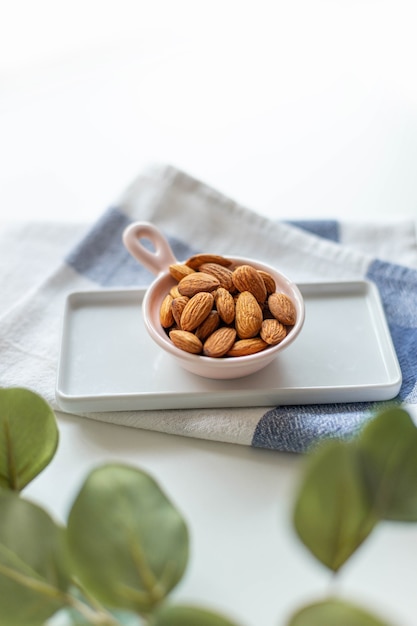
[
  {"left": 67, "top": 463, "right": 189, "bottom": 614},
  {"left": 287, "top": 597, "right": 393, "bottom": 626},
  {"left": 357, "top": 407, "right": 417, "bottom": 521},
  {"left": 293, "top": 440, "right": 377, "bottom": 572},
  {"left": 62, "top": 606, "right": 142, "bottom": 625},
  {"left": 0, "top": 387, "right": 58, "bottom": 491},
  {"left": 152, "top": 603, "right": 241, "bottom": 626},
  {"left": 0, "top": 491, "right": 71, "bottom": 625}
]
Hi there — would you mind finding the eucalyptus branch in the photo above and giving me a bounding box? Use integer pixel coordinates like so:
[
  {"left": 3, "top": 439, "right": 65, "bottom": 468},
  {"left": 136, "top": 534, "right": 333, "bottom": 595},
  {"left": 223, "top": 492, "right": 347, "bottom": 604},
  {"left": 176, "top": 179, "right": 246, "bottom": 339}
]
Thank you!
[
  {"left": 70, "top": 575, "right": 113, "bottom": 614},
  {"left": 63, "top": 592, "right": 121, "bottom": 626},
  {"left": 0, "top": 563, "right": 121, "bottom": 626},
  {"left": 69, "top": 577, "right": 123, "bottom": 625},
  {"left": 125, "top": 528, "right": 166, "bottom": 608},
  {"left": 0, "top": 561, "right": 67, "bottom": 603}
]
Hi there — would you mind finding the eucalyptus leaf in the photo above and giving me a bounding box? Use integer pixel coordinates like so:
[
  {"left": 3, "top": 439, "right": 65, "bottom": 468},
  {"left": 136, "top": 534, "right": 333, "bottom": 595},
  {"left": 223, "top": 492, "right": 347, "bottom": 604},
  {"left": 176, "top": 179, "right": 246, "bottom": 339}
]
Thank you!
[
  {"left": 0, "top": 491, "right": 71, "bottom": 625},
  {"left": 0, "top": 387, "right": 58, "bottom": 491},
  {"left": 61, "top": 605, "right": 142, "bottom": 625},
  {"left": 293, "top": 440, "right": 377, "bottom": 572},
  {"left": 357, "top": 407, "right": 417, "bottom": 521},
  {"left": 287, "top": 597, "right": 393, "bottom": 626},
  {"left": 67, "top": 463, "right": 189, "bottom": 614},
  {"left": 151, "top": 603, "right": 240, "bottom": 626}
]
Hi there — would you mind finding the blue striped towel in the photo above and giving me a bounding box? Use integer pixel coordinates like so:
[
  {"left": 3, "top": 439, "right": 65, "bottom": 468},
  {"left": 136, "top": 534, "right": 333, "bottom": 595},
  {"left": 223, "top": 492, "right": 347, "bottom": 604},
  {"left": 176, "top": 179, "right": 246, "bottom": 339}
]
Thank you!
[{"left": 0, "top": 164, "right": 416, "bottom": 452}]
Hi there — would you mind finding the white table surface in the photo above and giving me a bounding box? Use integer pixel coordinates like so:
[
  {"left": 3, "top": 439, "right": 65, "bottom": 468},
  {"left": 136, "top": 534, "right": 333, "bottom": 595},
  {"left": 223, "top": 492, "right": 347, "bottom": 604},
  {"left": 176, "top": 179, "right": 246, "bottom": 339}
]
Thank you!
[{"left": 1, "top": 2, "right": 417, "bottom": 625}]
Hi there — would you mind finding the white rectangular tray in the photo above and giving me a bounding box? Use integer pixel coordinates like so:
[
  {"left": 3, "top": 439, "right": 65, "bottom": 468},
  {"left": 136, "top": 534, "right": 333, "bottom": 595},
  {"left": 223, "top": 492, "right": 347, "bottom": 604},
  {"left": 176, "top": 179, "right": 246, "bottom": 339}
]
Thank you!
[{"left": 55, "top": 281, "right": 402, "bottom": 412}]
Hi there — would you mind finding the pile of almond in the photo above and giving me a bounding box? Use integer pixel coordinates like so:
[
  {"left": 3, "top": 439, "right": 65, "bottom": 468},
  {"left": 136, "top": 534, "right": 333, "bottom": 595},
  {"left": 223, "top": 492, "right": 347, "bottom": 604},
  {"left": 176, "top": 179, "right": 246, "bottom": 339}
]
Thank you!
[{"left": 159, "top": 254, "right": 297, "bottom": 358}]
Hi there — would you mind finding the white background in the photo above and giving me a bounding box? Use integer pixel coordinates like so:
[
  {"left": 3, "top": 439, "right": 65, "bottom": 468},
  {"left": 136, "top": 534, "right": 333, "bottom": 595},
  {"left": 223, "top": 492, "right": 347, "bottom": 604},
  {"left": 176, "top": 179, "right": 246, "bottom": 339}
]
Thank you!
[
  {"left": 1, "top": 2, "right": 417, "bottom": 625},
  {"left": 1, "top": 0, "right": 417, "bottom": 224}
]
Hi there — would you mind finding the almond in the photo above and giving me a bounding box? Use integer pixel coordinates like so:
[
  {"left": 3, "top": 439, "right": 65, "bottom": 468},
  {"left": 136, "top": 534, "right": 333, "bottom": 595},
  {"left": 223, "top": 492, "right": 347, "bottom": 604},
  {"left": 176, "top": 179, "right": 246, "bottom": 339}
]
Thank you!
[
  {"left": 226, "top": 337, "right": 269, "bottom": 357},
  {"left": 203, "top": 327, "right": 237, "bottom": 358},
  {"left": 235, "top": 291, "right": 263, "bottom": 338},
  {"left": 180, "top": 292, "right": 214, "bottom": 331},
  {"left": 170, "top": 285, "right": 181, "bottom": 299},
  {"left": 178, "top": 272, "right": 220, "bottom": 297},
  {"left": 159, "top": 294, "right": 174, "bottom": 328},
  {"left": 171, "top": 296, "right": 189, "bottom": 327},
  {"left": 195, "top": 310, "right": 220, "bottom": 341},
  {"left": 257, "top": 269, "right": 276, "bottom": 294},
  {"left": 232, "top": 264, "right": 267, "bottom": 303},
  {"left": 169, "top": 329, "right": 203, "bottom": 354},
  {"left": 185, "top": 254, "right": 232, "bottom": 269},
  {"left": 268, "top": 292, "right": 297, "bottom": 325},
  {"left": 169, "top": 263, "right": 195, "bottom": 281},
  {"left": 215, "top": 287, "right": 235, "bottom": 324},
  {"left": 199, "top": 262, "right": 234, "bottom": 290},
  {"left": 260, "top": 318, "right": 287, "bottom": 345}
]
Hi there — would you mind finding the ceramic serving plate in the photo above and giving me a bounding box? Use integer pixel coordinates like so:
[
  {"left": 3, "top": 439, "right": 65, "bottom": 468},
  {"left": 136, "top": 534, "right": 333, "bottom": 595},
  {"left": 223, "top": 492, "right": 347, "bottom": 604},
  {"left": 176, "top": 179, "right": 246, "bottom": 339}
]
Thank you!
[{"left": 55, "top": 281, "right": 402, "bottom": 413}]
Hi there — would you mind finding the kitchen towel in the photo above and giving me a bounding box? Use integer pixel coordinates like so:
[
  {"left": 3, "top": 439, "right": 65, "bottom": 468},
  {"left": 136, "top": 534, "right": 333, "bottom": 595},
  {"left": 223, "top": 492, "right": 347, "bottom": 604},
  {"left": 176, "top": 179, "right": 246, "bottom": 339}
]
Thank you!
[{"left": 0, "top": 163, "right": 416, "bottom": 452}]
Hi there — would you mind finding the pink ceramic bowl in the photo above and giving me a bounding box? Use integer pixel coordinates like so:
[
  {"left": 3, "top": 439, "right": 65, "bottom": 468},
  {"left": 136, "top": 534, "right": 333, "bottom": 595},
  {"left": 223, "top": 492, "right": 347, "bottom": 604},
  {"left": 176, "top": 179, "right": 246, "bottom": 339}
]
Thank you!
[{"left": 123, "top": 222, "right": 305, "bottom": 380}]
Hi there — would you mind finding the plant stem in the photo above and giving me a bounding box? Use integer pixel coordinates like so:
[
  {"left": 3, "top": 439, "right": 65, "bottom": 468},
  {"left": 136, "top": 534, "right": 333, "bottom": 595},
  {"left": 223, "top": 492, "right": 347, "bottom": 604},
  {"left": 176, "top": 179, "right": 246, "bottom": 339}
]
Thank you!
[
  {"left": 71, "top": 576, "right": 113, "bottom": 614},
  {"left": 0, "top": 563, "right": 121, "bottom": 626},
  {"left": 63, "top": 593, "right": 120, "bottom": 625},
  {"left": 127, "top": 532, "right": 166, "bottom": 607}
]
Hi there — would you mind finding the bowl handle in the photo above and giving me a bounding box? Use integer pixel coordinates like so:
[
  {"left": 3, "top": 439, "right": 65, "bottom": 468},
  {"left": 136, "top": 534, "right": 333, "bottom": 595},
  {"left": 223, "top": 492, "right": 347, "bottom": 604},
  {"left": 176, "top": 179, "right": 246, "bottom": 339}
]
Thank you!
[{"left": 122, "top": 222, "right": 178, "bottom": 276}]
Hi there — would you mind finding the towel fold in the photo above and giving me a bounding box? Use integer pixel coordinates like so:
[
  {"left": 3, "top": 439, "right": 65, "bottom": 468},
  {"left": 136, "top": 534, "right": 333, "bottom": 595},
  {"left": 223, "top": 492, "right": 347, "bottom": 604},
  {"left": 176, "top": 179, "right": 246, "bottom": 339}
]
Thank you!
[{"left": 1, "top": 164, "right": 416, "bottom": 451}]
